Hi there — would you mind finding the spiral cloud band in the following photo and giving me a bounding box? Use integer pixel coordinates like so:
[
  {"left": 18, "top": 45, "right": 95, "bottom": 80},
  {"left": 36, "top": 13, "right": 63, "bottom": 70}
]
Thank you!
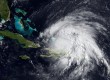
[{"left": 39, "top": 9, "right": 110, "bottom": 80}]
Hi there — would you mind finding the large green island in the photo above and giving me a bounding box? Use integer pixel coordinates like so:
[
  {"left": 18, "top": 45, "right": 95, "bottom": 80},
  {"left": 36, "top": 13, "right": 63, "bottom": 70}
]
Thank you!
[{"left": 0, "top": 30, "right": 40, "bottom": 48}]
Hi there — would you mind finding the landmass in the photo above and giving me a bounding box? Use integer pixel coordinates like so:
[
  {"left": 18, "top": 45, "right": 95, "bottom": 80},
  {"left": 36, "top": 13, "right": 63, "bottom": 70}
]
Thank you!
[
  {"left": 0, "top": 0, "right": 10, "bottom": 20},
  {"left": 0, "top": 30, "right": 40, "bottom": 48}
]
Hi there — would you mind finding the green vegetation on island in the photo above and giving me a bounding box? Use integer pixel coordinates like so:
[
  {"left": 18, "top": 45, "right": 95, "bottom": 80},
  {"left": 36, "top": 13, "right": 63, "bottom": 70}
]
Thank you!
[
  {"left": 40, "top": 48, "right": 66, "bottom": 59},
  {"left": 19, "top": 55, "right": 30, "bottom": 60},
  {"left": 0, "top": 30, "right": 40, "bottom": 48},
  {"left": 0, "top": 0, "right": 10, "bottom": 20}
]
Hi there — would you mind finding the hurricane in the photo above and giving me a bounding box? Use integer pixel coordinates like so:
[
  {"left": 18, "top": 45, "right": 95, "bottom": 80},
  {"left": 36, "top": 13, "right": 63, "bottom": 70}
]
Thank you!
[
  {"left": 1, "top": 0, "right": 110, "bottom": 80},
  {"left": 38, "top": 4, "right": 110, "bottom": 80}
]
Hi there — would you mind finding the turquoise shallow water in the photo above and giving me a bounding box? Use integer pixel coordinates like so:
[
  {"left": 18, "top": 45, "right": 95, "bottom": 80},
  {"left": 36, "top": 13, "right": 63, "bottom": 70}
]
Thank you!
[
  {"left": 0, "top": 36, "right": 3, "bottom": 40},
  {"left": 14, "top": 8, "right": 36, "bottom": 36},
  {"left": 15, "top": 8, "right": 27, "bottom": 16},
  {"left": 14, "top": 15, "right": 36, "bottom": 36},
  {"left": 0, "top": 8, "right": 36, "bottom": 41}
]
